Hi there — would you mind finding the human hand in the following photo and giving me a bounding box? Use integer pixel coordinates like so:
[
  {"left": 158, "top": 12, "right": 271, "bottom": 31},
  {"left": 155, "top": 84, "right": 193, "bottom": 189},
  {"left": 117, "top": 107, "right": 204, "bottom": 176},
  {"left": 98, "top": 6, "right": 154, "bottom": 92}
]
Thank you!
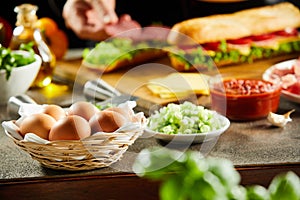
[{"left": 62, "top": 0, "right": 118, "bottom": 41}]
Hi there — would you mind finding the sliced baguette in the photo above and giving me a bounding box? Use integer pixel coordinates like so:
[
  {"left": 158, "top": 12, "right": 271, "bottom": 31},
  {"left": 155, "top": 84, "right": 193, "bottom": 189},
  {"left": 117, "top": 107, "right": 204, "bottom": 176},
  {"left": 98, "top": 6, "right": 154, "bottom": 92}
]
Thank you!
[{"left": 168, "top": 2, "right": 300, "bottom": 45}]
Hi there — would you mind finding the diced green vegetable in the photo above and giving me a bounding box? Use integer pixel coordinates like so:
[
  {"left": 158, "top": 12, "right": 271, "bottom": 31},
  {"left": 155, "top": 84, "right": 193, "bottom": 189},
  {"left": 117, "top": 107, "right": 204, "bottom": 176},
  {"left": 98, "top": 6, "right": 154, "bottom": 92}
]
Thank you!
[{"left": 147, "top": 101, "right": 225, "bottom": 134}]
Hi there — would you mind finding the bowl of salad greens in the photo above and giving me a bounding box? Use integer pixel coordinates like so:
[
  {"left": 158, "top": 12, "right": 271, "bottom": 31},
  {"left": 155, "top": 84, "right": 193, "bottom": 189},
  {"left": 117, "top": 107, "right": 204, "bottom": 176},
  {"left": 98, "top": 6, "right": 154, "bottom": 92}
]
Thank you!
[
  {"left": 0, "top": 48, "right": 41, "bottom": 105},
  {"left": 146, "top": 101, "right": 230, "bottom": 144}
]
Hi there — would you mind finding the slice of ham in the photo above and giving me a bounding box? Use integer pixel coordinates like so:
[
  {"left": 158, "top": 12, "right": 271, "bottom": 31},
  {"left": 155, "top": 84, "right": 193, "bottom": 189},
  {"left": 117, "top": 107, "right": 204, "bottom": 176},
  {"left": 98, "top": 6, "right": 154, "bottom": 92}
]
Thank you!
[
  {"left": 105, "top": 14, "right": 142, "bottom": 40},
  {"left": 272, "top": 67, "right": 294, "bottom": 77},
  {"left": 272, "top": 57, "right": 300, "bottom": 94},
  {"left": 105, "top": 14, "right": 170, "bottom": 42},
  {"left": 286, "top": 80, "right": 300, "bottom": 94},
  {"left": 281, "top": 74, "right": 298, "bottom": 89},
  {"left": 138, "top": 26, "right": 170, "bottom": 41},
  {"left": 293, "top": 59, "right": 300, "bottom": 76}
]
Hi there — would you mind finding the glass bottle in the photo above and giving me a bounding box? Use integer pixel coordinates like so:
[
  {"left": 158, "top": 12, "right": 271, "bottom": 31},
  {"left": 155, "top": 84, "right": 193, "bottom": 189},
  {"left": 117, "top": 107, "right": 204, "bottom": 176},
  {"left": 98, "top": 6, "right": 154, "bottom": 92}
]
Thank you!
[{"left": 9, "top": 4, "right": 56, "bottom": 88}]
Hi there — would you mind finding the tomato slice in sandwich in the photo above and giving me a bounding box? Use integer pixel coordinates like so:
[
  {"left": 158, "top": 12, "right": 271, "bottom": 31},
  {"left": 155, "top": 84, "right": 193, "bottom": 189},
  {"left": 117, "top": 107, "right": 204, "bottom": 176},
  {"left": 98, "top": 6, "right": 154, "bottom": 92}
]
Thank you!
[
  {"left": 227, "top": 37, "right": 252, "bottom": 45},
  {"left": 250, "top": 33, "right": 275, "bottom": 41},
  {"left": 202, "top": 42, "right": 220, "bottom": 51},
  {"left": 274, "top": 28, "right": 298, "bottom": 37}
]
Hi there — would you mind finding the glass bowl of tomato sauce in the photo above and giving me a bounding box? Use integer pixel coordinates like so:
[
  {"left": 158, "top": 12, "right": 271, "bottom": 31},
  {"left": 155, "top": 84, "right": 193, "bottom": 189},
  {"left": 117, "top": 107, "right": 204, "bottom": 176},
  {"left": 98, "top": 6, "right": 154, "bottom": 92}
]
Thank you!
[{"left": 209, "top": 74, "right": 281, "bottom": 121}]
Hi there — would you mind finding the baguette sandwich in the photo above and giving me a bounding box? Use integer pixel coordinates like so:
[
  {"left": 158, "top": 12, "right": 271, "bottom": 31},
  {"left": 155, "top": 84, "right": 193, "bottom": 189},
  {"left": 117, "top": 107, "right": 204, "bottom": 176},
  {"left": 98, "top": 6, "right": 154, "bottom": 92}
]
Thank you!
[
  {"left": 82, "top": 37, "right": 168, "bottom": 73},
  {"left": 82, "top": 23, "right": 170, "bottom": 73},
  {"left": 167, "top": 2, "right": 300, "bottom": 71}
]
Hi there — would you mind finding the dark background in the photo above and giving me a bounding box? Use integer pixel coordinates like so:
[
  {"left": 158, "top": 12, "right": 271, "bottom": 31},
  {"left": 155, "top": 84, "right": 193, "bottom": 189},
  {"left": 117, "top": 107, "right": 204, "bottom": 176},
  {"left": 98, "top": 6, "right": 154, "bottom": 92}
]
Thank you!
[{"left": 1, "top": 0, "right": 299, "bottom": 48}]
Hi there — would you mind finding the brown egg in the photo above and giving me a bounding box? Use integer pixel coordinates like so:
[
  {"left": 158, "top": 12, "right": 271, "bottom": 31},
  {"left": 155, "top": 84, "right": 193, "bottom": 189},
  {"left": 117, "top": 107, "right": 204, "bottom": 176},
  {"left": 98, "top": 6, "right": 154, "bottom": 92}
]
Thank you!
[
  {"left": 67, "top": 101, "right": 99, "bottom": 121},
  {"left": 89, "top": 110, "right": 127, "bottom": 133},
  {"left": 20, "top": 113, "right": 56, "bottom": 140},
  {"left": 105, "top": 107, "right": 133, "bottom": 121},
  {"left": 49, "top": 115, "right": 91, "bottom": 141},
  {"left": 41, "top": 104, "right": 66, "bottom": 121}
]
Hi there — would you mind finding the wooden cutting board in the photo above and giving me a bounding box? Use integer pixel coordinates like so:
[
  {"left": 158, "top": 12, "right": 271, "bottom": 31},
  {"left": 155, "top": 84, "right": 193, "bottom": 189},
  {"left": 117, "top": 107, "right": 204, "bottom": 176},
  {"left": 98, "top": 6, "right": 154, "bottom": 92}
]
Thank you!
[
  {"left": 52, "top": 53, "right": 298, "bottom": 108},
  {"left": 54, "top": 57, "right": 187, "bottom": 106}
]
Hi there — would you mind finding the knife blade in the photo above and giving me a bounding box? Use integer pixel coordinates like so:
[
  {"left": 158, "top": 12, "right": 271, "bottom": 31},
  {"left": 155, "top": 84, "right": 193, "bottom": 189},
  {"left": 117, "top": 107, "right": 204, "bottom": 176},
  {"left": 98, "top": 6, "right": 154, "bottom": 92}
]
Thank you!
[
  {"left": 7, "top": 94, "right": 37, "bottom": 118},
  {"left": 83, "top": 79, "right": 121, "bottom": 100},
  {"left": 94, "top": 94, "right": 137, "bottom": 107},
  {"left": 83, "top": 79, "right": 161, "bottom": 116}
]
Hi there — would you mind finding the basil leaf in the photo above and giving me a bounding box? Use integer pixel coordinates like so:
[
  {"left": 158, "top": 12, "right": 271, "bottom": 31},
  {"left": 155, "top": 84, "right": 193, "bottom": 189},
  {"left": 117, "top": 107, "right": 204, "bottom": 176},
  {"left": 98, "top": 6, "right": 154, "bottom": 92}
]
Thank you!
[{"left": 269, "top": 171, "right": 300, "bottom": 200}]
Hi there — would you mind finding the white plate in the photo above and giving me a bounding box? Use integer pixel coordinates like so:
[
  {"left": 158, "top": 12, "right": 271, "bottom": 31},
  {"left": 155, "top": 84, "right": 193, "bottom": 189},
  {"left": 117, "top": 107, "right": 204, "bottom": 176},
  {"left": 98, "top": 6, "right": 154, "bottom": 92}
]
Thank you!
[
  {"left": 262, "top": 59, "right": 300, "bottom": 104},
  {"left": 145, "top": 113, "right": 230, "bottom": 144},
  {"left": 62, "top": 48, "right": 84, "bottom": 60}
]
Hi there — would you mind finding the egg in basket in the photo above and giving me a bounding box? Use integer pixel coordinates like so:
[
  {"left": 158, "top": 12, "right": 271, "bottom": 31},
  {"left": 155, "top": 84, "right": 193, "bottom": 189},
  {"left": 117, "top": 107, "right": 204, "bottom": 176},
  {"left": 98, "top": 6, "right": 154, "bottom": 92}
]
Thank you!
[{"left": 2, "top": 101, "right": 146, "bottom": 171}]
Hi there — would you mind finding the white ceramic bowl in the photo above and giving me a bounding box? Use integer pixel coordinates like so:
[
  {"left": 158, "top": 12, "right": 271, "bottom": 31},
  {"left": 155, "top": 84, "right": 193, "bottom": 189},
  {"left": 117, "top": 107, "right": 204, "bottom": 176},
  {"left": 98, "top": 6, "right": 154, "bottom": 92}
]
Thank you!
[
  {"left": 145, "top": 112, "right": 230, "bottom": 144},
  {"left": 0, "top": 50, "right": 42, "bottom": 105}
]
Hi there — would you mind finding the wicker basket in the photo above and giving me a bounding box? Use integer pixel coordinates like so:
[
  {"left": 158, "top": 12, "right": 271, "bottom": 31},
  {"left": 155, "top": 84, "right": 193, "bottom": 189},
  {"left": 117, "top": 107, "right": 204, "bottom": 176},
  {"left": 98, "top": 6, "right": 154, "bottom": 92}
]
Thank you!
[{"left": 3, "top": 121, "right": 144, "bottom": 171}]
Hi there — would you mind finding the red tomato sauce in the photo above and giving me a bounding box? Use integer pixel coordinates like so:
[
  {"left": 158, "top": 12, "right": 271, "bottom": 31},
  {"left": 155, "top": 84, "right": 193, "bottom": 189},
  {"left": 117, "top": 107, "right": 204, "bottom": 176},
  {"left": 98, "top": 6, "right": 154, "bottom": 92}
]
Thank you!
[{"left": 210, "top": 79, "right": 281, "bottom": 121}]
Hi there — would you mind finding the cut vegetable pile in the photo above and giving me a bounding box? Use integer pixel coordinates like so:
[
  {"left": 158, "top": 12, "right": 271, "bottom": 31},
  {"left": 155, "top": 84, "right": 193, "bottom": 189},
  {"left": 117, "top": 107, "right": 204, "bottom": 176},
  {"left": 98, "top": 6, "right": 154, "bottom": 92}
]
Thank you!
[{"left": 147, "top": 101, "right": 225, "bottom": 134}]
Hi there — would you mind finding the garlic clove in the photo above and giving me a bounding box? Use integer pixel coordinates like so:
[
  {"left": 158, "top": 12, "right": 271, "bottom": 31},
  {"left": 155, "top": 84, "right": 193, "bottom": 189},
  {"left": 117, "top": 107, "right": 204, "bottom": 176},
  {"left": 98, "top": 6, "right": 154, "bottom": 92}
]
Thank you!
[{"left": 267, "top": 109, "right": 295, "bottom": 128}]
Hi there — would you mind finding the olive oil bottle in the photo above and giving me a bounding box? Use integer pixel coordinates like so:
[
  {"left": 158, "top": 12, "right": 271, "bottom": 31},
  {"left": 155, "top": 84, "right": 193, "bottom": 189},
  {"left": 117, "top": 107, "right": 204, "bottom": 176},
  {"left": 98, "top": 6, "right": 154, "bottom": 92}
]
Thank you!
[{"left": 9, "top": 4, "right": 56, "bottom": 88}]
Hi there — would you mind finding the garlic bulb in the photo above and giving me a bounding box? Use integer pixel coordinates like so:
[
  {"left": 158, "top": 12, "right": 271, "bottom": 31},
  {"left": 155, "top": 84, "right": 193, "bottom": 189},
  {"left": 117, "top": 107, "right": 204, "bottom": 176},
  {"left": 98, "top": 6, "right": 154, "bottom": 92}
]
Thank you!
[{"left": 267, "top": 109, "right": 295, "bottom": 128}]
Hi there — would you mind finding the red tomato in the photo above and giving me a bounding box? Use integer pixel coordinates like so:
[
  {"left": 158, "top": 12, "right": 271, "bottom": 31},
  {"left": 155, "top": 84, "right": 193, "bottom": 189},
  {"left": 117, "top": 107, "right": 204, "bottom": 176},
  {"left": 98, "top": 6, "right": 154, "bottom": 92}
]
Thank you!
[
  {"left": 202, "top": 42, "right": 220, "bottom": 51},
  {"left": 0, "top": 17, "right": 12, "bottom": 47},
  {"left": 249, "top": 33, "right": 275, "bottom": 41},
  {"left": 227, "top": 37, "right": 252, "bottom": 45},
  {"left": 274, "top": 28, "right": 298, "bottom": 37}
]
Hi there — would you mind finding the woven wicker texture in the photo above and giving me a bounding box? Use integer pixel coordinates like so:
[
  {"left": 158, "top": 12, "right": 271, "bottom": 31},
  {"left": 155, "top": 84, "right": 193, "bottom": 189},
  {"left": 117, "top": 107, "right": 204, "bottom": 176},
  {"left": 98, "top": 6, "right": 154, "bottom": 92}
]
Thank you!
[
  {"left": 2, "top": 101, "right": 146, "bottom": 171},
  {"left": 6, "top": 128, "right": 143, "bottom": 171}
]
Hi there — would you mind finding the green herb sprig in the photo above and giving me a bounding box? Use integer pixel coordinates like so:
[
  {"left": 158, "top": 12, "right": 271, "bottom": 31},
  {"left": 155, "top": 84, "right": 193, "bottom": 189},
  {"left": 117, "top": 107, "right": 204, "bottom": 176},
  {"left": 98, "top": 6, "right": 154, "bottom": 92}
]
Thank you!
[{"left": 133, "top": 147, "right": 300, "bottom": 200}]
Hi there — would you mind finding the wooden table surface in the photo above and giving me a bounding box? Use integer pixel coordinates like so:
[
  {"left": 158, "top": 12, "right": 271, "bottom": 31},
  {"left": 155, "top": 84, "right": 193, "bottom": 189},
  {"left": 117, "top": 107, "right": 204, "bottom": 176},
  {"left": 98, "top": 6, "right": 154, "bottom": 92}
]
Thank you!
[{"left": 0, "top": 52, "right": 299, "bottom": 200}]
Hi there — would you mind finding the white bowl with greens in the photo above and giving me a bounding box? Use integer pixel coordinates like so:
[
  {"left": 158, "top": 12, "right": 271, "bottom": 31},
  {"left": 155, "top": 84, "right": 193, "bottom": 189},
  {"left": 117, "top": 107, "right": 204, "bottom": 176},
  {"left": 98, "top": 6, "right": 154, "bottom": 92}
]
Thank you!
[
  {"left": 0, "top": 49, "right": 41, "bottom": 105},
  {"left": 146, "top": 101, "right": 230, "bottom": 144}
]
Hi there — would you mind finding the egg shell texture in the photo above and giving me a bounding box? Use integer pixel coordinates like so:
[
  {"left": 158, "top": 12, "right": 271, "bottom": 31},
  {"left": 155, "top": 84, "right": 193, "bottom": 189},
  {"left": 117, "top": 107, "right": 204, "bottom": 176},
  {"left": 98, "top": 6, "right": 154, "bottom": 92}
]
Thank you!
[
  {"left": 67, "top": 101, "right": 99, "bottom": 121},
  {"left": 49, "top": 115, "right": 91, "bottom": 141},
  {"left": 19, "top": 113, "right": 56, "bottom": 140},
  {"left": 41, "top": 104, "right": 66, "bottom": 121},
  {"left": 89, "top": 110, "right": 127, "bottom": 133}
]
